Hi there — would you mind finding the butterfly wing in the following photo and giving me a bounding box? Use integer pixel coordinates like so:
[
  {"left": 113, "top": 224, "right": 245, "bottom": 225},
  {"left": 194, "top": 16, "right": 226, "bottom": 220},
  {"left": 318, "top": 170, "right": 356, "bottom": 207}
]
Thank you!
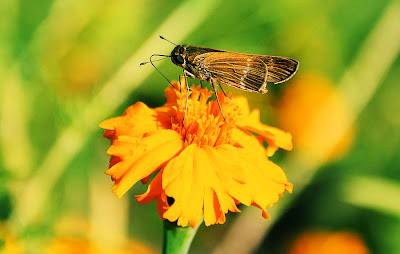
[
  {"left": 196, "top": 52, "right": 299, "bottom": 93},
  {"left": 258, "top": 56, "right": 299, "bottom": 84},
  {"left": 198, "top": 52, "right": 269, "bottom": 93}
]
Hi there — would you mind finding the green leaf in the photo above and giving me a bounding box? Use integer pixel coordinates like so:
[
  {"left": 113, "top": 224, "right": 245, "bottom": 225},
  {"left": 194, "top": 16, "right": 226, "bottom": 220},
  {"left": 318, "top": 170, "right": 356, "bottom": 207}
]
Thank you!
[{"left": 341, "top": 175, "right": 400, "bottom": 217}]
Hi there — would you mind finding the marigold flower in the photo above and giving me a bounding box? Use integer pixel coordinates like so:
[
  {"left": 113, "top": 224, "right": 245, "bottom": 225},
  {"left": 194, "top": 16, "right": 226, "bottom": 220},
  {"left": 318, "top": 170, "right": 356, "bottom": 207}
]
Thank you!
[
  {"left": 277, "top": 74, "right": 354, "bottom": 161},
  {"left": 288, "top": 231, "right": 369, "bottom": 254},
  {"left": 100, "top": 80, "right": 293, "bottom": 228}
]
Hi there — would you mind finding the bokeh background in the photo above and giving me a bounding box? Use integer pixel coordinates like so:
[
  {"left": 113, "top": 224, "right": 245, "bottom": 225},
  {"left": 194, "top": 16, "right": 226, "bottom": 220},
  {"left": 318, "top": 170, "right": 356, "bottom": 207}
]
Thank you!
[{"left": 1, "top": 0, "right": 399, "bottom": 253}]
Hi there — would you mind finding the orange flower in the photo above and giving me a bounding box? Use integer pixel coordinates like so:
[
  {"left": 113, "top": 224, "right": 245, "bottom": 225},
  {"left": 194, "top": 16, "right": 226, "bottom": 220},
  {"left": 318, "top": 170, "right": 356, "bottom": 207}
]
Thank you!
[
  {"left": 288, "top": 231, "right": 369, "bottom": 254},
  {"left": 46, "top": 237, "right": 155, "bottom": 254},
  {"left": 277, "top": 74, "right": 354, "bottom": 161},
  {"left": 100, "top": 80, "right": 293, "bottom": 228}
]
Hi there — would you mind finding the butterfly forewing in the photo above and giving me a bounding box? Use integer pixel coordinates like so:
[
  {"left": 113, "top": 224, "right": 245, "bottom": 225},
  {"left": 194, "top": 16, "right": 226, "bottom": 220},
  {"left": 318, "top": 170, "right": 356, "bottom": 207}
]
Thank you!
[{"left": 199, "top": 52, "right": 269, "bottom": 93}]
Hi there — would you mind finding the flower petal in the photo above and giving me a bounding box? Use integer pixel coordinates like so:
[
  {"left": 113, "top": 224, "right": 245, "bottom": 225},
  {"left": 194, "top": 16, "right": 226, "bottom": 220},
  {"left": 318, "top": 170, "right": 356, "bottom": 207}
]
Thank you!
[
  {"left": 136, "top": 172, "right": 163, "bottom": 205},
  {"left": 99, "top": 102, "right": 171, "bottom": 139},
  {"left": 231, "top": 129, "right": 266, "bottom": 158},
  {"left": 162, "top": 144, "right": 251, "bottom": 228},
  {"left": 241, "top": 150, "right": 293, "bottom": 219},
  {"left": 236, "top": 108, "right": 293, "bottom": 156},
  {"left": 107, "top": 130, "right": 184, "bottom": 198}
]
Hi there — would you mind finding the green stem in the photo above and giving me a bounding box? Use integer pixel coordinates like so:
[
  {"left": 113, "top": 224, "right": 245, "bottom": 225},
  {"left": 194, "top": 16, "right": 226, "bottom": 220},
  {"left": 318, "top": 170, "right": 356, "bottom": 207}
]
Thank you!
[{"left": 163, "top": 220, "right": 201, "bottom": 254}]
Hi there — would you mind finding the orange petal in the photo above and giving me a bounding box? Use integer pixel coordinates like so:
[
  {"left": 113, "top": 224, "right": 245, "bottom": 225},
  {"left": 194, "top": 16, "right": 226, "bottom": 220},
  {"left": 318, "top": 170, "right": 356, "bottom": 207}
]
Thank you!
[
  {"left": 136, "top": 172, "right": 163, "bottom": 204},
  {"left": 162, "top": 144, "right": 250, "bottom": 228},
  {"left": 231, "top": 129, "right": 266, "bottom": 158},
  {"left": 136, "top": 172, "right": 171, "bottom": 219},
  {"left": 99, "top": 102, "right": 171, "bottom": 139},
  {"left": 240, "top": 151, "right": 292, "bottom": 218},
  {"left": 108, "top": 130, "right": 184, "bottom": 198},
  {"left": 162, "top": 145, "right": 203, "bottom": 228},
  {"left": 236, "top": 109, "right": 293, "bottom": 156},
  {"left": 231, "top": 96, "right": 251, "bottom": 115}
]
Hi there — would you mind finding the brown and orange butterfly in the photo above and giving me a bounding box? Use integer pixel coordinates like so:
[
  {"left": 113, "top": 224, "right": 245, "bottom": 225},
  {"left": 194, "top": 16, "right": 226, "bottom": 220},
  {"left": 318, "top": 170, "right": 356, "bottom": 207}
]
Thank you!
[{"left": 141, "top": 36, "right": 299, "bottom": 119}]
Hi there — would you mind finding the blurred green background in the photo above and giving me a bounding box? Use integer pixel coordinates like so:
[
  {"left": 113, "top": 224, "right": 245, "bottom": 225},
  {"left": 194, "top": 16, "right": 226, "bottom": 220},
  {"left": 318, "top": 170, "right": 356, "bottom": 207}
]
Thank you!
[{"left": 1, "top": 0, "right": 399, "bottom": 253}]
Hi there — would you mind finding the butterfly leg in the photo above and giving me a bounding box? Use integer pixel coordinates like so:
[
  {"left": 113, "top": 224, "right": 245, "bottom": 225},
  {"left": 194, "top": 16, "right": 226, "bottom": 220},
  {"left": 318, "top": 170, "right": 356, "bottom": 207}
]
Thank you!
[
  {"left": 183, "top": 72, "right": 190, "bottom": 125},
  {"left": 217, "top": 82, "right": 235, "bottom": 105},
  {"left": 178, "top": 75, "right": 183, "bottom": 100},
  {"left": 211, "top": 80, "right": 226, "bottom": 121}
]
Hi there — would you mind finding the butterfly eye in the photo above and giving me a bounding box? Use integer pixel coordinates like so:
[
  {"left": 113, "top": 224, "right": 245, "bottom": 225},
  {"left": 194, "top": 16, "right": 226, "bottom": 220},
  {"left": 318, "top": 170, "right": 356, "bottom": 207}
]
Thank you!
[{"left": 172, "top": 54, "right": 184, "bottom": 65}]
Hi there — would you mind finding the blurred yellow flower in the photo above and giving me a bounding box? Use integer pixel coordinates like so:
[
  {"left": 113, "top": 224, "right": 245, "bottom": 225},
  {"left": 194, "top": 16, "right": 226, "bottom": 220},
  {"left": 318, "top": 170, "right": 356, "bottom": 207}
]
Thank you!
[
  {"left": 0, "top": 223, "right": 24, "bottom": 254},
  {"left": 100, "top": 80, "right": 293, "bottom": 228},
  {"left": 0, "top": 220, "right": 155, "bottom": 254},
  {"left": 288, "top": 231, "right": 369, "bottom": 254},
  {"left": 46, "top": 237, "right": 155, "bottom": 254},
  {"left": 277, "top": 74, "right": 355, "bottom": 161}
]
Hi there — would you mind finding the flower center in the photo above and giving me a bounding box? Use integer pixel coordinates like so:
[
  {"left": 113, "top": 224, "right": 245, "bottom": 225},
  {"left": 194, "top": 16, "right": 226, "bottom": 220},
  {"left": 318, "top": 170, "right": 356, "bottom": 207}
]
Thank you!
[{"left": 170, "top": 86, "right": 239, "bottom": 147}]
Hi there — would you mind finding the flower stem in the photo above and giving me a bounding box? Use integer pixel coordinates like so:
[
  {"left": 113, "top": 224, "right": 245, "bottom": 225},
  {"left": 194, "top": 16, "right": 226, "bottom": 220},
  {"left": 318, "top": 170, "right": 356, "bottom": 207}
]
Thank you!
[{"left": 163, "top": 220, "right": 200, "bottom": 254}]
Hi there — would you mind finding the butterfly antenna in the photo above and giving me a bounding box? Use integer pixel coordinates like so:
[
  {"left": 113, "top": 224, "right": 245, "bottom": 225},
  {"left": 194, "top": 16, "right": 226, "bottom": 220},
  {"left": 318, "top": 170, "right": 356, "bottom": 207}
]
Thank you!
[
  {"left": 139, "top": 55, "right": 169, "bottom": 66},
  {"left": 159, "top": 35, "right": 177, "bottom": 45},
  {"left": 144, "top": 54, "right": 173, "bottom": 86}
]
